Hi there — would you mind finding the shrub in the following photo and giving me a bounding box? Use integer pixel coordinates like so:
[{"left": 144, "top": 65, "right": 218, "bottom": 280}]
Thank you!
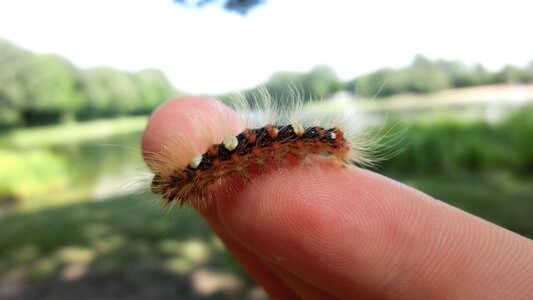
[{"left": 0, "top": 150, "right": 67, "bottom": 206}]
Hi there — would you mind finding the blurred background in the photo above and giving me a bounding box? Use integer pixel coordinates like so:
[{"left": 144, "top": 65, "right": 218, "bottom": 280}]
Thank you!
[{"left": 1, "top": 0, "right": 532, "bottom": 299}]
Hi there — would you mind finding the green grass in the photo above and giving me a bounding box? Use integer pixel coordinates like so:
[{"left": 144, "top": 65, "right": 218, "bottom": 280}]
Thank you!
[
  {"left": 0, "top": 193, "right": 253, "bottom": 299},
  {"left": 0, "top": 116, "right": 147, "bottom": 148},
  {"left": 0, "top": 194, "right": 241, "bottom": 276}
]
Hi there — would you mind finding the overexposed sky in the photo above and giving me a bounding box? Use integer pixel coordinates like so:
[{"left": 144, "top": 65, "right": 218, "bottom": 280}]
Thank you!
[{"left": 0, "top": 0, "right": 532, "bottom": 94}]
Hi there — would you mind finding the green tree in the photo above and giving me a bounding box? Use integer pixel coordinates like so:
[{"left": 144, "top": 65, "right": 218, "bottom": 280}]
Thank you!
[
  {"left": 302, "top": 65, "right": 342, "bottom": 99},
  {"left": 22, "top": 54, "right": 83, "bottom": 122},
  {"left": 0, "top": 39, "right": 30, "bottom": 125},
  {"left": 347, "top": 68, "right": 409, "bottom": 97},
  {"left": 407, "top": 55, "right": 452, "bottom": 93},
  {"left": 264, "top": 71, "right": 305, "bottom": 100},
  {"left": 135, "top": 69, "right": 178, "bottom": 114},
  {"left": 78, "top": 67, "right": 141, "bottom": 117},
  {"left": 0, "top": 40, "right": 83, "bottom": 125},
  {"left": 494, "top": 64, "right": 533, "bottom": 83},
  {"left": 0, "top": 38, "right": 181, "bottom": 125}
]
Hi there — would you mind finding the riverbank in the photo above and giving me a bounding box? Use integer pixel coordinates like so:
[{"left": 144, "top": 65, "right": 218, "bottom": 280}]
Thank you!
[{"left": 1, "top": 116, "right": 147, "bottom": 149}]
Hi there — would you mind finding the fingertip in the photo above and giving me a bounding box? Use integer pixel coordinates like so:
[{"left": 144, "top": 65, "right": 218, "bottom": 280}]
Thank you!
[
  {"left": 141, "top": 96, "right": 209, "bottom": 161},
  {"left": 141, "top": 96, "right": 242, "bottom": 169}
]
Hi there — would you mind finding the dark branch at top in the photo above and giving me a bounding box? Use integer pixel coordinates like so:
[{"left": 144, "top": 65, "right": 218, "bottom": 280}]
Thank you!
[{"left": 173, "top": 0, "right": 266, "bottom": 15}]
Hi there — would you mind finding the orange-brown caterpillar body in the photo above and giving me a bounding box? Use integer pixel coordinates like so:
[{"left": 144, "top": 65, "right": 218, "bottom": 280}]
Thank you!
[{"left": 151, "top": 124, "right": 349, "bottom": 206}]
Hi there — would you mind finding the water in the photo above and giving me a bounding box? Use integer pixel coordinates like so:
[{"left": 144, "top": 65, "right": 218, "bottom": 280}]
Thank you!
[{"left": 47, "top": 131, "right": 145, "bottom": 203}]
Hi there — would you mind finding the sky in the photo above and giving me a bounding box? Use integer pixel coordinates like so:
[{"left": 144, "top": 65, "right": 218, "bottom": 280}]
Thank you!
[{"left": 0, "top": 0, "right": 532, "bottom": 94}]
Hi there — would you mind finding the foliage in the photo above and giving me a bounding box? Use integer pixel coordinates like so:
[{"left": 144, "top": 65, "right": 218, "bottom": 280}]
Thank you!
[
  {"left": 2, "top": 38, "right": 533, "bottom": 128},
  {"left": 235, "top": 65, "right": 344, "bottom": 105},
  {"left": 346, "top": 55, "right": 533, "bottom": 98},
  {"left": 264, "top": 65, "right": 343, "bottom": 100},
  {"left": 380, "top": 106, "right": 533, "bottom": 176},
  {"left": 0, "top": 39, "right": 179, "bottom": 126},
  {"left": 240, "top": 54, "right": 533, "bottom": 102},
  {"left": 0, "top": 149, "right": 67, "bottom": 206}
]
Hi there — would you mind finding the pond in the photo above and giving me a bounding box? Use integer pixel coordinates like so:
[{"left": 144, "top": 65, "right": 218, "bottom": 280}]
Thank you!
[
  {"left": 0, "top": 129, "right": 148, "bottom": 211},
  {"left": 49, "top": 131, "right": 146, "bottom": 201}
]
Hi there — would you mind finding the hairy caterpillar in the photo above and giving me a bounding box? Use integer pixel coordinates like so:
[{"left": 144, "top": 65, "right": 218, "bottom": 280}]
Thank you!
[{"left": 144, "top": 90, "right": 383, "bottom": 210}]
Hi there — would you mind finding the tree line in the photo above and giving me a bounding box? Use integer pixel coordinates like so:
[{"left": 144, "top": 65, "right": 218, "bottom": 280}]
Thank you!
[
  {"left": 2, "top": 38, "right": 533, "bottom": 127},
  {"left": 244, "top": 54, "right": 533, "bottom": 103},
  {"left": 0, "top": 39, "right": 179, "bottom": 127}
]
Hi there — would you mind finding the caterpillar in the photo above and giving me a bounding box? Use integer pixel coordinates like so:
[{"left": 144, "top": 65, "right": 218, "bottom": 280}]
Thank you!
[{"left": 144, "top": 90, "right": 383, "bottom": 210}]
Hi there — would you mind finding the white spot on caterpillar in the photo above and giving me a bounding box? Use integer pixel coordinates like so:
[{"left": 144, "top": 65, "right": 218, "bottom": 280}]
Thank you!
[
  {"left": 223, "top": 136, "right": 239, "bottom": 151},
  {"left": 190, "top": 154, "right": 203, "bottom": 169},
  {"left": 330, "top": 132, "right": 336, "bottom": 139},
  {"left": 291, "top": 123, "right": 304, "bottom": 136}
]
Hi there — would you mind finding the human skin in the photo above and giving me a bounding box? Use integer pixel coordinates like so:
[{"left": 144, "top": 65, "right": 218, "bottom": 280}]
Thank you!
[{"left": 142, "top": 96, "right": 533, "bottom": 299}]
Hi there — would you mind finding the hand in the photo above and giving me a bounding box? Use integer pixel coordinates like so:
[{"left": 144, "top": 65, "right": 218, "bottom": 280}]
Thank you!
[{"left": 142, "top": 96, "right": 533, "bottom": 299}]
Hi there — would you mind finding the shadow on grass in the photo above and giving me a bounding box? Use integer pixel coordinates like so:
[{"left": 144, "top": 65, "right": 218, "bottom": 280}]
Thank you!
[{"left": 0, "top": 194, "right": 264, "bottom": 300}]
